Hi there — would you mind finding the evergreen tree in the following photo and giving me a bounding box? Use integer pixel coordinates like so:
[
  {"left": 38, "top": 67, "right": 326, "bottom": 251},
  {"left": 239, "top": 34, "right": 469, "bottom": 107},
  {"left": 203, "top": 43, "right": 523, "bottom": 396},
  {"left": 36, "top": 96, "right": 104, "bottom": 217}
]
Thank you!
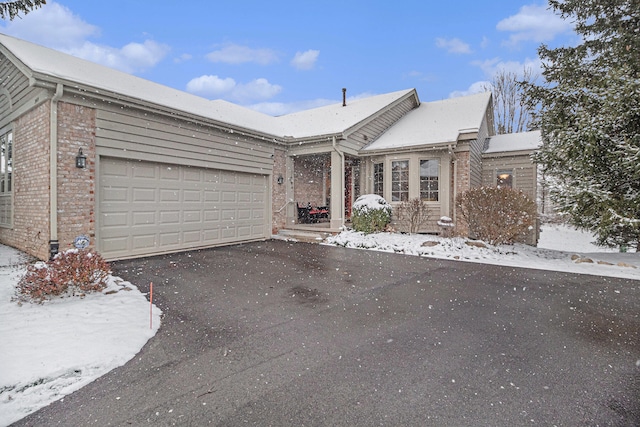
[
  {"left": 0, "top": 0, "right": 46, "bottom": 20},
  {"left": 526, "top": 0, "right": 640, "bottom": 250}
]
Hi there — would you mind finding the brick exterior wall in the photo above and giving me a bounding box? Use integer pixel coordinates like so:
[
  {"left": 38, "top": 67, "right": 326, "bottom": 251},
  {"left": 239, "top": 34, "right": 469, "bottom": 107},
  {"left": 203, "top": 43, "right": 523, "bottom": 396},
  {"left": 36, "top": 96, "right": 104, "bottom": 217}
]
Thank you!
[
  {"left": 271, "top": 147, "right": 287, "bottom": 233},
  {"left": 0, "top": 102, "right": 51, "bottom": 260},
  {"left": 0, "top": 100, "right": 97, "bottom": 260},
  {"left": 453, "top": 150, "right": 471, "bottom": 236},
  {"left": 293, "top": 155, "right": 327, "bottom": 209},
  {"left": 56, "top": 101, "right": 96, "bottom": 253}
]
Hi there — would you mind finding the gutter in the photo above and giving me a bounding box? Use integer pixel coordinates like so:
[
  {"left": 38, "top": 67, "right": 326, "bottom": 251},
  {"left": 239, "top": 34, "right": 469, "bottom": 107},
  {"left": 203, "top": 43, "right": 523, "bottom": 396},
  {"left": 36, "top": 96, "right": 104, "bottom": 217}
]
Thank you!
[{"left": 49, "top": 83, "right": 63, "bottom": 259}]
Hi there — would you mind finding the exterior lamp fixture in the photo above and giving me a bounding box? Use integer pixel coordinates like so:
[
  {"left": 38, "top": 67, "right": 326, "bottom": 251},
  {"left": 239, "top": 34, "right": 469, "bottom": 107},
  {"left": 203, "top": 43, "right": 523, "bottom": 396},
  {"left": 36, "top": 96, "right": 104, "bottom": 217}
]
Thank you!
[
  {"left": 277, "top": 174, "right": 284, "bottom": 185},
  {"left": 75, "top": 148, "right": 87, "bottom": 169}
]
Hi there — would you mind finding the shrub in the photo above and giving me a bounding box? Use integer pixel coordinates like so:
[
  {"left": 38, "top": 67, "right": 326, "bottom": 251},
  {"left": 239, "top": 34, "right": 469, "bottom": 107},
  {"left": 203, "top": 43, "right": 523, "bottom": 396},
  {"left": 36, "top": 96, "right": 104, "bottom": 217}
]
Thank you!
[
  {"left": 17, "top": 249, "right": 111, "bottom": 303},
  {"left": 351, "top": 194, "right": 392, "bottom": 234},
  {"left": 397, "top": 197, "right": 430, "bottom": 234},
  {"left": 456, "top": 187, "right": 537, "bottom": 245}
]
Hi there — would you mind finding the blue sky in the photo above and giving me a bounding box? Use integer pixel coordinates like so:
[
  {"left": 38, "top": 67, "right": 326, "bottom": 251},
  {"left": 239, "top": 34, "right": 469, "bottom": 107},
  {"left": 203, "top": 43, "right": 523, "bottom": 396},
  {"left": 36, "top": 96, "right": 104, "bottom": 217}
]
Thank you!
[{"left": 0, "top": 1, "right": 576, "bottom": 115}]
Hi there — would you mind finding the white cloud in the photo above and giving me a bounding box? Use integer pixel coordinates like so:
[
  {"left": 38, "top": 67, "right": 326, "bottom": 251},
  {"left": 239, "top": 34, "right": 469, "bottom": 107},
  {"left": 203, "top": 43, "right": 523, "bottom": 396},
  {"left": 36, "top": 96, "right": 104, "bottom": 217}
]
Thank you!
[
  {"left": 497, "top": 4, "right": 573, "bottom": 46},
  {"left": 1, "top": 1, "right": 98, "bottom": 49},
  {"left": 65, "top": 40, "right": 170, "bottom": 74},
  {"left": 205, "top": 43, "right": 278, "bottom": 65},
  {"left": 449, "top": 81, "right": 491, "bottom": 98},
  {"left": 173, "top": 53, "right": 192, "bottom": 63},
  {"left": 472, "top": 57, "right": 542, "bottom": 79},
  {"left": 186, "top": 75, "right": 282, "bottom": 103},
  {"left": 290, "top": 49, "right": 319, "bottom": 70},
  {"left": 435, "top": 37, "right": 471, "bottom": 54},
  {"left": 1, "top": 1, "right": 169, "bottom": 74},
  {"left": 186, "top": 75, "right": 236, "bottom": 97}
]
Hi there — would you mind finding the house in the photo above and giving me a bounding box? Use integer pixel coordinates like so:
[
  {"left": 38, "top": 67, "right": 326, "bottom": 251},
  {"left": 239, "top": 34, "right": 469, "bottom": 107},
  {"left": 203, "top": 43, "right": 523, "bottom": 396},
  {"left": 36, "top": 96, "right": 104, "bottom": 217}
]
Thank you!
[{"left": 0, "top": 33, "right": 540, "bottom": 261}]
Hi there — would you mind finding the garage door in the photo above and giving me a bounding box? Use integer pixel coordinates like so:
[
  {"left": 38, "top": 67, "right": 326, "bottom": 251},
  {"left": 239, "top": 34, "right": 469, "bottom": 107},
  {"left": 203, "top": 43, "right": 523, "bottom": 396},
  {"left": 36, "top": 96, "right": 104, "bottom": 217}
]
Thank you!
[{"left": 98, "top": 157, "right": 269, "bottom": 260}]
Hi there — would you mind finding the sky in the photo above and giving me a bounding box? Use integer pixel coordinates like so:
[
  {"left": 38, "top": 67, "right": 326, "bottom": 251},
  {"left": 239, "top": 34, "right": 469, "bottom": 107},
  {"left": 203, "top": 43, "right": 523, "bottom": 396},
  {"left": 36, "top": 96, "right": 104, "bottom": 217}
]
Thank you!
[
  {"left": 0, "top": 224, "right": 638, "bottom": 425},
  {"left": 0, "top": 1, "right": 577, "bottom": 115}
]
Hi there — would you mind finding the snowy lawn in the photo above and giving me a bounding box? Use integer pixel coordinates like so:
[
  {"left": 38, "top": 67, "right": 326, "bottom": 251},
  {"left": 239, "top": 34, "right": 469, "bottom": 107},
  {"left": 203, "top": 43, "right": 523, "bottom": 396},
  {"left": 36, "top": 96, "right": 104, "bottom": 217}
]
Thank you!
[
  {"left": 0, "top": 246, "right": 161, "bottom": 427},
  {"left": 324, "top": 223, "right": 639, "bottom": 281}
]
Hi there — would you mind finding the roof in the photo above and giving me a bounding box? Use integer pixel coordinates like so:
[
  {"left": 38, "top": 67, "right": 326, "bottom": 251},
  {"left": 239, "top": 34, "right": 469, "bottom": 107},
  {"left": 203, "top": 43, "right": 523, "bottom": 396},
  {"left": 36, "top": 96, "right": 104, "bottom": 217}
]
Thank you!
[
  {"left": 361, "top": 91, "right": 492, "bottom": 153},
  {"left": 483, "top": 130, "right": 541, "bottom": 154},
  {"left": 0, "top": 33, "right": 415, "bottom": 141}
]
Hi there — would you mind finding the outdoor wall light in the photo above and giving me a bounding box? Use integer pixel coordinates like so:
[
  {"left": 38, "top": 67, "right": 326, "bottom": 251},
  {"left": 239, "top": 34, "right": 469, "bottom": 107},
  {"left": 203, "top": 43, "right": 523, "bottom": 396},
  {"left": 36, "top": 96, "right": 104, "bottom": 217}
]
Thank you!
[
  {"left": 75, "top": 148, "right": 87, "bottom": 169},
  {"left": 277, "top": 174, "right": 284, "bottom": 185}
]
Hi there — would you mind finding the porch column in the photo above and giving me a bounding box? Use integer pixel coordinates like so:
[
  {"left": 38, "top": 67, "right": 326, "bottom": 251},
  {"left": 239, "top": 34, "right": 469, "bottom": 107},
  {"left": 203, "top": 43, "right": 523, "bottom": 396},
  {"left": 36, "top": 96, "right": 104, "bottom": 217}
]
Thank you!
[{"left": 330, "top": 149, "right": 344, "bottom": 229}]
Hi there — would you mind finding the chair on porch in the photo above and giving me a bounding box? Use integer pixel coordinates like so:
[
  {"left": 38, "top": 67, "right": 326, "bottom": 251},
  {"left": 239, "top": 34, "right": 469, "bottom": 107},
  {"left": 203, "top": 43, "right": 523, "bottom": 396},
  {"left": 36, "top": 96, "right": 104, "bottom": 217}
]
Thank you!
[{"left": 297, "top": 202, "right": 310, "bottom": 224}]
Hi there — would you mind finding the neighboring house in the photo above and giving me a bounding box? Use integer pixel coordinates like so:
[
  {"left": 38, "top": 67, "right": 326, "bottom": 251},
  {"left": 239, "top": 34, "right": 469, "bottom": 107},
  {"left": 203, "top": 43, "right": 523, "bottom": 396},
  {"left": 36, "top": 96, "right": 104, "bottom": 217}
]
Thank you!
[{"left": 0, "top": 33, "right": 540, "bottom": 261}]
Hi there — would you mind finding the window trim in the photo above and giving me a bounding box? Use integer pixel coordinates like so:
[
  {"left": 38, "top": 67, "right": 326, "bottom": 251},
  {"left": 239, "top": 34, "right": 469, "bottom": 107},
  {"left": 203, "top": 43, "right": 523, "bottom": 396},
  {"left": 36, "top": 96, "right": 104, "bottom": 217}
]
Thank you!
[
  {"left": 496, "top": 168, "right": 514, "bottom": 189},
  {"left": 373, "top": 162, "right": 384, "bottom": 197},
  {"left": 419, "top": 158, "right": 439, "bottom": 202},
  {"left": 391, "top": 159, "right": 409, "bottom": 202},
  {"left": 0, "top": 128, "right": 13, "bottom": 228}
]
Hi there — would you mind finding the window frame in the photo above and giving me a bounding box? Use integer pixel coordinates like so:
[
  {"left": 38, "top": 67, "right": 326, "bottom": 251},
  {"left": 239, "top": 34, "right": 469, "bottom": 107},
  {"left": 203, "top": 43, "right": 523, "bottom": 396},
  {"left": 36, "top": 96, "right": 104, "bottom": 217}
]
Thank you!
[
  {"left": 419, "top": 158, "right": 439, "bottom": 202},
  {"left": 0, "top": 128, "right": 13, "bottom": 228},
  {"left": 373, "top": 162, "right": 384, "bottom": 197},
  {"left": 391, "top": 159, "right": 409, "bottom": 202},
  {"left": 496, "top": 169, "right": 514, "bottom": 189}
]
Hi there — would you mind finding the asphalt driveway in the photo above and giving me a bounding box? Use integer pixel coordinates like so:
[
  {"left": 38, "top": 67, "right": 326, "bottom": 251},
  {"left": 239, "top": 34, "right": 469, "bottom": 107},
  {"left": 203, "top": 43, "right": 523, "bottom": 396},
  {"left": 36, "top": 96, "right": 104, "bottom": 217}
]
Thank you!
[{"left": 15, "top": 240, "right": 640, "bottom": 426}]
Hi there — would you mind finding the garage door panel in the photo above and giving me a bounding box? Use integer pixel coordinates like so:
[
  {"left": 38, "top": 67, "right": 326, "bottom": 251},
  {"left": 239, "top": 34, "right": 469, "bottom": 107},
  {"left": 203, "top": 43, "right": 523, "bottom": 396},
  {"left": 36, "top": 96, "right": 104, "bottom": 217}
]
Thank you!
[
  {"left": 133, "top": 163, "right": 157, "bottom": 179},
  {"left": 99, "top": 157, "right": 269, "bottom": 259}
]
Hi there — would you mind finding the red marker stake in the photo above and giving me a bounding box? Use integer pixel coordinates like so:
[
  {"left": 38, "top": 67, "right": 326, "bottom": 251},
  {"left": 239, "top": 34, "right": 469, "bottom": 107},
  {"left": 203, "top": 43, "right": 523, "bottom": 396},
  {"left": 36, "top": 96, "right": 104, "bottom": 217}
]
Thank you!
[{"left": 149, "top": 282, "right": 154, "bottom": 330}]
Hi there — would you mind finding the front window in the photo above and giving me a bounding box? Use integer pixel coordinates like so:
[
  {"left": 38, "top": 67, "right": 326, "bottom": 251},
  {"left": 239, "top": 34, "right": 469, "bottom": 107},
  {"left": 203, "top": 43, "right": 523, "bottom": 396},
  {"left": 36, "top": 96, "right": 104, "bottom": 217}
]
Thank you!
[
  {"left": 420, "top": 159, "right": 439, "bottom": 201},
  {"left": 0, "top": 130, "right": 13, "bottom": 227},
  {"left": 391, "top": 160, "right": 409, "bottom": 202},
  {"left": 497, "top": 169, "right": 513, "bottom": 188},
  {"left": 373, "top": 162, "right": 384, "bottom": 197}
]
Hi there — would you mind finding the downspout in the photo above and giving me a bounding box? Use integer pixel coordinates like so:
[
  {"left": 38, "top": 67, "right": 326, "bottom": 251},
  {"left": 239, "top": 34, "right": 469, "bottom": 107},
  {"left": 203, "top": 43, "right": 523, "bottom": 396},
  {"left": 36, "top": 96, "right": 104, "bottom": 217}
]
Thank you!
[{"left": 49, "top": 83, "right": 63, "bottom": 259}]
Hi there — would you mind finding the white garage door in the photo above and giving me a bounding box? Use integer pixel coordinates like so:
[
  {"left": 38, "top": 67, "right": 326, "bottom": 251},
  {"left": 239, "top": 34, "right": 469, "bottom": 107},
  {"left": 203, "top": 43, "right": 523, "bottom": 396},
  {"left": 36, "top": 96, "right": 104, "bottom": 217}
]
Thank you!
[{"left": 98, "top": 157, "right": 269, "bottom": 260}]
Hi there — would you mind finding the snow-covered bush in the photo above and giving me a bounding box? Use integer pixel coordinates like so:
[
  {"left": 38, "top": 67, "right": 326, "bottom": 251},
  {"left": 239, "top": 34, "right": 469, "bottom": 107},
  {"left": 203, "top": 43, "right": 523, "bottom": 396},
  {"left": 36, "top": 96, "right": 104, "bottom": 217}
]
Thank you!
[
  {"left": 351, "top": 194, "right": 392, "bottom": 234},
  {"left": 456, "top": 187, "right": 537, "bottom": 245},
  {"left": 397, "top": 197, "right": 430, "bottom": 234},
  {"left": 17, "top": 249, "right": 111, "bottom": 303}
]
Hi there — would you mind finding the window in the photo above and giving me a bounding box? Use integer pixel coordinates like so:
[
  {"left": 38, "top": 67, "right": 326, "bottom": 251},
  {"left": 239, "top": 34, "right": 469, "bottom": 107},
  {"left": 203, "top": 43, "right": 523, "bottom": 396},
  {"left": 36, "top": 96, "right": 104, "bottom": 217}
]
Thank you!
[
  {"left": 391, "top": 160, "right": 409, "bottom": 201},
  {"left": 497, "top": 169, "right": 513, "bottom": 189},
  {"left": 0, "top": 130, "right": 12, "bottom": 227},
  {"left": 373, "top": 162, "right": 384, "bottom": 197},
  {"left": 420, "top": 159, "right": 439, "bottom": 201}
]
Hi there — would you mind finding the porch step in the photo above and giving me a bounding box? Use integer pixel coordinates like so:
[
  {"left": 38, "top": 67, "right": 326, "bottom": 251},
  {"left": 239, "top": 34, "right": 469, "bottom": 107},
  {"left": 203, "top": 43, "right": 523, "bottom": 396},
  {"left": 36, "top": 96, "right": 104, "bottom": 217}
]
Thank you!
[{"left": 275, "top": 229, "right": 333, "bottom": 243}]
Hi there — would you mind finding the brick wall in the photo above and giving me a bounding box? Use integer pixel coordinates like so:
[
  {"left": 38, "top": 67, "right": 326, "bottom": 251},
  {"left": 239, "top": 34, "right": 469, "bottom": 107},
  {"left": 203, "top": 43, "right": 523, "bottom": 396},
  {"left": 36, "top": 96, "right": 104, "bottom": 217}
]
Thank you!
[
  {"left": 453, "top": 151, "right": 471, "bottom": 236},
  {"left": 271, "top": 147, "right": 287, "bottom": 233},
  {"left": 293, "top": 155, "right": 327, "bottom": 208},
  {"left": 56, "top": 102, "right": 96, "bottom": 252},
  {"left": 0, "top": 103, "right": 51, "bottom": 260}
]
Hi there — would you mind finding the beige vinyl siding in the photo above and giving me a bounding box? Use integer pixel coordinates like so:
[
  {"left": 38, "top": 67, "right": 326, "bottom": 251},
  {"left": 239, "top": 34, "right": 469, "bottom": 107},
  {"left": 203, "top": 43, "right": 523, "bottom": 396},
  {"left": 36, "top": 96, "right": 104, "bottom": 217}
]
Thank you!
[
  {"left": 469, "top": 113, "right": 491, "bottom": 188},
  {"left": 345, "top": 95, "right": 418, "bottom": 151},
  {"left": 0, "top": 52, "right": 46, "bottom": 125},
  {"left": 94, "top": 106, "right": 274, "bottom": 175},
  {"left": 481, "top": 152, "right": 537, "bottom": 200}
]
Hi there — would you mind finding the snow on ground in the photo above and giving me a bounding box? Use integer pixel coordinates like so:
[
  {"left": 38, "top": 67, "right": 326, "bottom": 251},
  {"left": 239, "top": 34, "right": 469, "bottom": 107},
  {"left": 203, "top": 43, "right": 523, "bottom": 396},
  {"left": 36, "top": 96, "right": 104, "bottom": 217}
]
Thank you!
[
  {"left": 0, "top": 246, "right": 161, "bottom": 427},
  {"left": 1, "top": 223, "right": 638, "bottom": 426},
  {"left": 325, "top": 223, "right": 639, "bottom": 281}
]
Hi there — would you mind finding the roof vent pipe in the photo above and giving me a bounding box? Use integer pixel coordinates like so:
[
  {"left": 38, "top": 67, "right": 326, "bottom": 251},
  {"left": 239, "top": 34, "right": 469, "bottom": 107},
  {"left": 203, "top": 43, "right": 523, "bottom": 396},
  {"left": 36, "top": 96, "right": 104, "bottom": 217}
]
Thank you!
[{"left": 342, "top": 88, "right": 347, "bottom": 106}]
